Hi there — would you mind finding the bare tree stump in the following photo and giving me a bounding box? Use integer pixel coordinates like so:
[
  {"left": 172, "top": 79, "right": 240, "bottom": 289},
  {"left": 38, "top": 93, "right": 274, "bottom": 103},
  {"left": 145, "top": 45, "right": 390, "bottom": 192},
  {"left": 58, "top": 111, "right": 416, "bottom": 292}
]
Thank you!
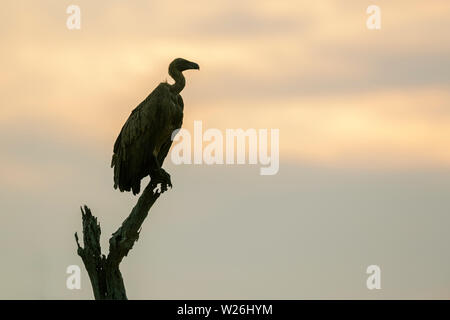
[{"left": 75, "top": 181, "right": 162, "bottom": 300}]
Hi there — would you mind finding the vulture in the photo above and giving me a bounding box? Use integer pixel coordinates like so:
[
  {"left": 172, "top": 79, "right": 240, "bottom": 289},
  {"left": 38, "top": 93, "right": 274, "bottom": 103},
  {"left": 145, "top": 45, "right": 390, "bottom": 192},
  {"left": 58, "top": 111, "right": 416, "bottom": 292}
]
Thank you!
[{"left": 111, "top": 58, "right": 199, "bottom": 195}]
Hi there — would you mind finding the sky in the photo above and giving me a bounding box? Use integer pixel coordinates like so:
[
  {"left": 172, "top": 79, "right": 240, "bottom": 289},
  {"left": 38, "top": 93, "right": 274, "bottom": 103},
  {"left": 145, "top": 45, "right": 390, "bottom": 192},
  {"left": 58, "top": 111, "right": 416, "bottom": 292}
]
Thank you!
[{"left": 0, "top": 0, "right": 450, "bottom": 299}]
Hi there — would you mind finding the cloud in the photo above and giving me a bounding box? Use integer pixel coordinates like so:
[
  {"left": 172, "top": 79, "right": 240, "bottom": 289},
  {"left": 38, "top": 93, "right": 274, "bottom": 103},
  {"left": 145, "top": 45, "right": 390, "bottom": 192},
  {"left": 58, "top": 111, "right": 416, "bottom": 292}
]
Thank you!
[{"left": 1, "top": 0, "right": 450, "bottom": 170}]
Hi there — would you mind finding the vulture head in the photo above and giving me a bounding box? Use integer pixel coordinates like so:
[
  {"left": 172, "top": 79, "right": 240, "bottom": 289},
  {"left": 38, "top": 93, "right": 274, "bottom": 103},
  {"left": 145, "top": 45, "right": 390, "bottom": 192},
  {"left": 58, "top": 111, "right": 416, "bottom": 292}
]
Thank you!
[
  {"left": 169, "top": 58, "right": 200, "bottom": 72},
  {"left": 168, "top": 58, "right": 199, "bottom": 94}
]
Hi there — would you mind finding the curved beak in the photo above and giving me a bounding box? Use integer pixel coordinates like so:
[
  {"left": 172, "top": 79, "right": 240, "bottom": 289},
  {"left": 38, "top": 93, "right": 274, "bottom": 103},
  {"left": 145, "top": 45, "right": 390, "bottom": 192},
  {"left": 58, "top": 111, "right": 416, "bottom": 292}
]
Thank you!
[{"left": 189, "top": 61, "right": 200, "bottom": 70}]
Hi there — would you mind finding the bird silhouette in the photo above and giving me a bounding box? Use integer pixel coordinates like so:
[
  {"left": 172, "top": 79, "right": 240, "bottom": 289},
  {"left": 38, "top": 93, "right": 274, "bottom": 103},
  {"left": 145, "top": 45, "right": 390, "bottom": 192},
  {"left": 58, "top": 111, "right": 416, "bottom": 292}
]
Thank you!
[{"left": 111, "top": 58, "right": 199, "bottom": 195}]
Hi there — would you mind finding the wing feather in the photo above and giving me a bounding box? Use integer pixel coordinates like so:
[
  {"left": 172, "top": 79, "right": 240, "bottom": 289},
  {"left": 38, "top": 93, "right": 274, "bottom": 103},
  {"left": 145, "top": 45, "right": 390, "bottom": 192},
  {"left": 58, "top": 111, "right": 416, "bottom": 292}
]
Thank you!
[{"left": 111, "top": 83, "right": 172, "bottom": 193}]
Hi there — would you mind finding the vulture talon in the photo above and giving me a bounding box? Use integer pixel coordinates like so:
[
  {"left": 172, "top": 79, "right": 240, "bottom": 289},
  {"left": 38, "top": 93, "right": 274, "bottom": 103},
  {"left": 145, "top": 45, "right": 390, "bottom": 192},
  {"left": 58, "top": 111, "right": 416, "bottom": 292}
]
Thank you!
[{"left": 151, "top": 169, "right": 172, "bottom": 193}]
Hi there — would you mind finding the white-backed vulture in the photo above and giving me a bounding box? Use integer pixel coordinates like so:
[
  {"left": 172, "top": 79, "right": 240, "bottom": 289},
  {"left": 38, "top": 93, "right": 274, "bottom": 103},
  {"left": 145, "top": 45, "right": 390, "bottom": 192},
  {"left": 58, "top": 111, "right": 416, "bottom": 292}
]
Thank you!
[{"left": 111, "top": 58, "right": 199, "bottom": 194}]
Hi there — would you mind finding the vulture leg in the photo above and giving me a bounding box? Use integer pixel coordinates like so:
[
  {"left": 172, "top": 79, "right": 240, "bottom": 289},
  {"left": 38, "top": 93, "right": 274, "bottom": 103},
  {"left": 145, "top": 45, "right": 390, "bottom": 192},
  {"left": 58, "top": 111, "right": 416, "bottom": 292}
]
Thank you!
[{"left": 149, "top": 154, "right": 172, "bottom": 193}]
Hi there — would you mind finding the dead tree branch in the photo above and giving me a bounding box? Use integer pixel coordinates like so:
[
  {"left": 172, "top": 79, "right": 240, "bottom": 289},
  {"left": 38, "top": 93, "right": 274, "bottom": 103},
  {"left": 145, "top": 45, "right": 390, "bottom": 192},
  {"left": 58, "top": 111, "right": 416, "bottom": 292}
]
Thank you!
[{"left": 75, "top": 181, "right": 161, "bottom": 299}]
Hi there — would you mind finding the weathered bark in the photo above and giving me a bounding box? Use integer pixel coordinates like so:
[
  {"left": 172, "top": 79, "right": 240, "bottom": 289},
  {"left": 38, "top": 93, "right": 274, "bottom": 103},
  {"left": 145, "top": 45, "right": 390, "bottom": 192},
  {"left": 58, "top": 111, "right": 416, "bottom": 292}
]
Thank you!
[{"left": 75, "top": 181, "right": 162, "bottom": 299}]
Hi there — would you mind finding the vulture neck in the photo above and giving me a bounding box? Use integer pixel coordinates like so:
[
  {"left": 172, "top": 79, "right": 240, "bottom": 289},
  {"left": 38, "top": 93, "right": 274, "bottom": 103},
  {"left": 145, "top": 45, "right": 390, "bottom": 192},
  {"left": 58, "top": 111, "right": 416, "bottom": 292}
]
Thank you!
[{"left": 169, "top": 66, "right": 185, "bottom": 94}]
